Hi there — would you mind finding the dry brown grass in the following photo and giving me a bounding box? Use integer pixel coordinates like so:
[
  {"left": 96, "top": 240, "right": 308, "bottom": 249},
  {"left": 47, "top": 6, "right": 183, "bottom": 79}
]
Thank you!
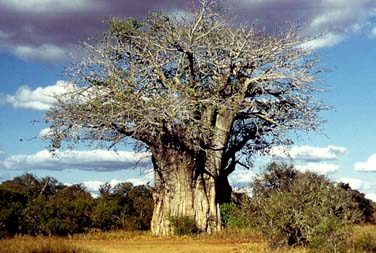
[
  {"left": 0, "top": 235, "right": 95, "bottom": 253},
  {"left": 1, "top": 225, "right": 375, "bottom": 253}
]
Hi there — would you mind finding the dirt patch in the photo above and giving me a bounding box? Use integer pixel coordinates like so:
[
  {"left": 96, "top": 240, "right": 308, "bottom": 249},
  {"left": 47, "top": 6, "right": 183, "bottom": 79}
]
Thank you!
[{"left": 72, "top": 238, "right": 261, "bottom": 253}]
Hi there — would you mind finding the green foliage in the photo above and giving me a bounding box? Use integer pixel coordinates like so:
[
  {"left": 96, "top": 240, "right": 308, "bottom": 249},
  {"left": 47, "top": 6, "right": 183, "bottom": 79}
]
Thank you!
[
  {"left": 220, "top": 202, "right": 255, "bottom": 228},
  {"left": 338, "top": 182, "right": 375, "bottom": 224},
  {"left": 169, "top": 215, "right": 199, "bottom": 235},
  {"left": 0, "top": 186, "right": 28, "bottom": 237},
  {"left": 0, "top": 174, "right": 153, "bottom": 237},
  {"left": 251, "top": 163, "right": 362, "bottom": 251},
  {"left": 39, "top": 184, "right": 94, "bottom": 236},
  {"left": 220, "top": 203, "right": 240, "bottom": 228},
  {"left": 1, "top": 174, "right": 63, "bottom": 199},
  {"left": 93, "top": 182, "right": 153, "bottom": 231}
]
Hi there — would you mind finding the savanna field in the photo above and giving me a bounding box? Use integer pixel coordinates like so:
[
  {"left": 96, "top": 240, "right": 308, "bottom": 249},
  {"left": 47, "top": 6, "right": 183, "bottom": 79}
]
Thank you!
[
  {"left": 1, "top": 4, "right": 376, "bottom": 251},
  {"left": 1, "top": 226, "right": 376, "bottom": 253},
  {"left": 1, "top": 164, "right": 376, "bottom": 253}
]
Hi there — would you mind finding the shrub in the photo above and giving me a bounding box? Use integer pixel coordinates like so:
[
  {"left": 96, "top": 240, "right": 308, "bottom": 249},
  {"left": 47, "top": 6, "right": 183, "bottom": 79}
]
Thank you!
[
  {"left": 169, "top": 215, "right": 199, "bottom": 235},
  {"left": 0, "top": 187, "right": 27, "bottom": 237},
  {"left": 251, "top": 163, "right": 362, "bottom": 251},
  {"left": 220, "top": 203, "right": 242, "bottom": 228},
  {"left": 38, "top": 184, "right": 94, "bottom": 236},
  {"left": 93, "top": 182, "right": 153, "bottom": 231},
  {"left": 220, "top": 199, "right": 256, "bottom": 229},
  {"left": 338, "top": 182, "right": 375, "bottom": 224}
]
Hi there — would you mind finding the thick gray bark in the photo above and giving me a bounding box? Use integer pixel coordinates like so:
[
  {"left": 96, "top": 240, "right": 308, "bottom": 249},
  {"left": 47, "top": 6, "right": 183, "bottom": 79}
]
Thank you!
[{"left": 150, "top": 147, "right": 227, "bottom": 236}]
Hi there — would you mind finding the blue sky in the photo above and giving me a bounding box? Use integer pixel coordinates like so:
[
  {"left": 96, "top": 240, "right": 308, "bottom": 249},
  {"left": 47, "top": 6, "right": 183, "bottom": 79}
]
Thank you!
[{"left": 0, "top": 0, "right": 376, "bottom": 200}]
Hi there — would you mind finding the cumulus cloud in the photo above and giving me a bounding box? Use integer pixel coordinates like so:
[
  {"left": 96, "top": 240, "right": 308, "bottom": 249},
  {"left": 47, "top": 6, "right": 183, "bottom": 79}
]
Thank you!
[
  {"left": 370, "top": 26, "right": 376, "bottom": 38},
  {"left": 82, "top": 179, "right": 122, "bottom": 194},
  {"left": 0, "top": 0, "right": 188, "bottom": 61},
  {"left": 354, "top": 154, "right": 376, "bottom": 172},
  {"left": 82, "top": 173, "right": 153, "bottom": 196},
  {"left": 367, "top": 193, "right": 376, "bottom": 202},
  {"left": 0, "top": 0, "right": 375, "bottom": 61},
  {"left": 268, "top": 145, "right": 347, "bottom": 162},
  {"left": 13, "top": 44, "right": 67, "bottom": 61},
  {"left": 0, "top": 0, "right": 96, "bottom": 13},
  {"left": 1, "top": 149, "right": 150, "bottom": 171},
  {"left": 295, "top": 162, "right": 340, "bottom": 175},
  {"left": 301, "top": 33, "right": 345, "bottom": 49},
  {"left": 39, "top": 127, "right": 53, "bottom": 138},
  {"left": 229, "top": 169, "right": 256, "bottom": 189},
  {"left": 126, "top": 174, "right": 153, "bottom": 186},
  {"left": 338, "top": 177, "right": 376, "bottom": 202},
  {"left": 1, "top": 80, "right": 74, "bottom": 110}
]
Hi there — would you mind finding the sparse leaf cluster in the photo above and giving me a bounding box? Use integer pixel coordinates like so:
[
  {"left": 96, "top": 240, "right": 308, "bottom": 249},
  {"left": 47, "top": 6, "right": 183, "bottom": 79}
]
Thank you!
[
  {"left": 45, "top": 0, "right": 330, "bottom": 235},
  {"left": 47, "top": 0, "right": 327, "bottom": 170}
]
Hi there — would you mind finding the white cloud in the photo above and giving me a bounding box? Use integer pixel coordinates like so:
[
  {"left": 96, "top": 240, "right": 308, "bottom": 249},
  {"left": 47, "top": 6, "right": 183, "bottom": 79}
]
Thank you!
[
  {"left": 2, "top": 80, "right": 74, "bottom": 111},
  {"left": 295, "top": 162, "right": 340, "bottom": 175},
  {"left": 310, "top": 10, "right": 348, "bottom": 30},
  {"left": 268, "top": 145, "right": 347, "bottom": 162},
  {"left": 370, "top": 26, "right": 376, "bottom": 38},
  {"left": 13, "top": 44, "right": 67, "bottom": 61},
  {"left": 301, "top": 33, "right": 345, "bottom": 49},
  {"left": 338, "top": 177, "right": 369, "bottom": 190},
  {"left": 1, "top": 149, "right": 150, "bottom": 172},
  {"left": 39, "top": 127, "right": 53, "bottom": 138},
  {"left": 0, "top": 0, "right": 95, "bottom": 13},
  {"left": 236, "top": 0, "right": 376, "bottom": 48},
  {"left": 82, "top": 175, "right": 153, "bottom": 196},
  {"left": 366, "top": 193, "right": 376, "bottom": 202},
  {"left": 229, "top": 169, "right": 256, "bottom": 189},
  {"left": 127, "top": 174, "right": 153, "bottom": 186},
  {"left": 354, "top": 154, "right": 376, "bottom": 172},
  {"left": 82, "top": 179, "right": 123, "bottom": 193},
  {"left": 338, "top": 177, "right": 376, "bottom": 202}
]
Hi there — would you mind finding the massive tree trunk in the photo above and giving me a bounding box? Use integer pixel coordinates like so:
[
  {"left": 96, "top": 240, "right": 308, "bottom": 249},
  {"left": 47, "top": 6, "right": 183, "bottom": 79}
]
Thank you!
[{"left": 150, "top": 145, "right": 231, "bottom": 236}]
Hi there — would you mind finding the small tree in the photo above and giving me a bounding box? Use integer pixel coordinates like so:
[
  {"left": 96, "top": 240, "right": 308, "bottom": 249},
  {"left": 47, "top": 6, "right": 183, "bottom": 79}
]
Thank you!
[
  {"left": 338, "top": 182, "right": 375, "bottom": 224},
  {"left": 45, "top": 0, "right": 327, "bottom": 235},
  {"left": 93, "top": 182, "right": 153, "bottom": 231},
  {"left": 0, "top": 186, "right": 27, "bottom": 237},
  {"left": 251, "top": 163, "right": 362, "bottom": 251},
  {"left": 39, "top": 184, "right": 94, "bottom": 236}
]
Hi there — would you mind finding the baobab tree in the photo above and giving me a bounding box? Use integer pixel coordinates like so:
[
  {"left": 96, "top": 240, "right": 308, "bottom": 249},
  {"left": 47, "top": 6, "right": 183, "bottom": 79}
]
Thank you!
[{"left": 46, "top": 0, "right": 327, "bottom": 235}]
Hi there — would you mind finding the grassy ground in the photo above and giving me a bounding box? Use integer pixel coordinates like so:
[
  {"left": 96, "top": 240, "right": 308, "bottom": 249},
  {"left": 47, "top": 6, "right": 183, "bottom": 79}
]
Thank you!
[{"left": 0, "top": 225, "right": 375, "bottom": 253}]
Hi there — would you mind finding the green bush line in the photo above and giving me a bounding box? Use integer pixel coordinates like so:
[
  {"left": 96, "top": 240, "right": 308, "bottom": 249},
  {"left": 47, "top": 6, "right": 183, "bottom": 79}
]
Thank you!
[
  {"left": 1, "top": 163, "right": 375, "bottom": 253},
  {"left": 0, "top": 174, "right": 153, "bottom": 237}
]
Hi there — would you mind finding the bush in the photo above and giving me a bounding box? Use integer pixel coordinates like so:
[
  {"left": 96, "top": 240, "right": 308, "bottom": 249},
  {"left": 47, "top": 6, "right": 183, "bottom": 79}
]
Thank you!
[
  {"left": 0, "top": 187, "right": 27, "bottom": 237},
  {"left": 220, "top": 196, "right": 256, "bottom": 229},
  {"left": 220, "top": 203, "right": 242, "bottom": 228},
  {"left": 93, "top": 182, "right": 153, "bottom": 231},
  {"left": 169, "top": 215, "right": 199, "bottom": 235},
  {"left": 251, "top": 163, "right": 362, "bottom": 251},
  {"left": 338, "top": 182, "right": 375, "bottom": 224},
  {"left": 37, "top": 184, "right": 94, "bottom": 236}
]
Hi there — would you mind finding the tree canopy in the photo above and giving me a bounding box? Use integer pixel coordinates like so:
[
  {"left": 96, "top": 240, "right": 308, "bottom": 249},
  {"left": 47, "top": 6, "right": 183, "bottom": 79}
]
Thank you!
[
  {"left": 47, "top": 0, "right": 326, "bottom": 165},
  {"left": 45, "top": 0, "right": 328, "bottom": 235}
]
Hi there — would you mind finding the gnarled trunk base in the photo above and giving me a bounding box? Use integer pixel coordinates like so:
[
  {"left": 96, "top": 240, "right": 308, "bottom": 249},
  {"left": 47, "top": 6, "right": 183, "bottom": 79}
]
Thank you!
[{"left": 150, "top": 147, "right": 230, "bottom": 236}]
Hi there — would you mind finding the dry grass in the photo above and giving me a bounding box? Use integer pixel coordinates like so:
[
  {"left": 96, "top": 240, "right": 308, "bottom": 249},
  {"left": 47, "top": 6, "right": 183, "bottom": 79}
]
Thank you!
[
  {"left": 1, "top": 225, "right": 375, "bottom": 253},
  {"left": 0, "top": 235, "right": 96, "bottom": 253},
  {"left": 352, "top": 225, "right": 376, "bottom": 252}
]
